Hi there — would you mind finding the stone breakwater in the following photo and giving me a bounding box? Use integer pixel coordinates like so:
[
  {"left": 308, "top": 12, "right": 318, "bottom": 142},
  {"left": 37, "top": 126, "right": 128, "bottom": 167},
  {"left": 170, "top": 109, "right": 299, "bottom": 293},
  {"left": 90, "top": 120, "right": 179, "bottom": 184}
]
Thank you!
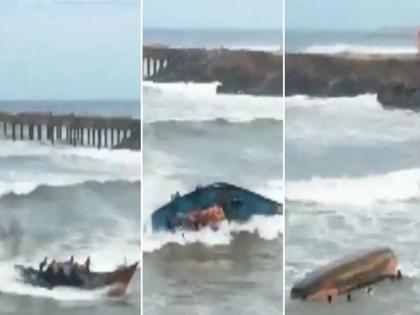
[
  {"left": 144, "top": 46, "right": 420, "bottom": 111},
  {"left": 143, "top": 46, "right": 282, "bottom": 96},
  {"left": 285, "top": 53, "right": 420, "bottom": 97}
]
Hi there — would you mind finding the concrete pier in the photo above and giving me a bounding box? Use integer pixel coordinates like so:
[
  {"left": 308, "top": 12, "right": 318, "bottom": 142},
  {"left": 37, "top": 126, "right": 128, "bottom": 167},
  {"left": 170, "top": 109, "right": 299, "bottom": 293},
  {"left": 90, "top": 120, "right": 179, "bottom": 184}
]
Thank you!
[{"left": 0, "top": 111, "right": 141, "bottom": 150}]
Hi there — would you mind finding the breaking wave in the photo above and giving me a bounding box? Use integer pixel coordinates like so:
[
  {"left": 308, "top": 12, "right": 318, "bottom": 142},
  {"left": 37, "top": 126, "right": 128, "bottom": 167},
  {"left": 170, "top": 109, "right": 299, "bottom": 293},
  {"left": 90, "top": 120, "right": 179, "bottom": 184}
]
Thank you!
[
  {"left": 143, "top": 81, "right": 283, "bottom": 123},
  {"left": 287, "top": 168, "right": 420, "bottom": 206},
  {"left": 143, "top": 214, "right": 283, "bottom": 253},
  {"left": 304, "top": 43, "right": 417, "bottom": 55}
]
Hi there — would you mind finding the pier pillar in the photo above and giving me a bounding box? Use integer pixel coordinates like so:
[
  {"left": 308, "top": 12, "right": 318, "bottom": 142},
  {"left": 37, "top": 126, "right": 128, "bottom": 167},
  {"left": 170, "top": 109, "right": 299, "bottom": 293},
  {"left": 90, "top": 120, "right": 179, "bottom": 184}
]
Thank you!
[
  {"left": 111, "top": 128, "right": 115, "bottom": 147},
  {"left": 97, "top": 128, "right": 102, "bottom": 149},
  {"left": 29, "top": 125, "right": 34, "bottom": 140},
  {"left": 155, "top": 58, "right": 160, "bottom": 74},
  {"left": 93, "top": 128, "right": 96, "bottom": 146},
  {"left": 118, "top": 129, "right": 122, "bottom": 143},
  {"left": 20, "top": 124, "right": 24, "bottom": 140},
  {"left": 143, "top": 58, "right": 148, "bottom": 79},
  {"left": 12, "top": 124, "right": 16, "bottom": 141},
  {"left": 75, "top": 128, "right": 78, "bottom": 143},
  {"left": 88, "top": 128, "right": 91, "bottom": 146},
  {"left": 3, "top": 122, "right": 6, "bottom": 137},
  {"left": 80, "top": 128, "right": 84, "bottom": 146},
  {"left": 123, "top": 129, "right": 127, "bottom": 140},
  {"left": 149, "top": 58, "right": 154, "bottom": 77},
  {"left": 104, "top": 128, "right": 108, "bottom": 147},
  {"left": 50, "top": 126, "right": 54, "bottom": 145},
  {"left": 72, "top": 128, "right": 76, "bottom": 147},
  {"left": 37, "top": 125, "right": 42, "bottom": 140}
]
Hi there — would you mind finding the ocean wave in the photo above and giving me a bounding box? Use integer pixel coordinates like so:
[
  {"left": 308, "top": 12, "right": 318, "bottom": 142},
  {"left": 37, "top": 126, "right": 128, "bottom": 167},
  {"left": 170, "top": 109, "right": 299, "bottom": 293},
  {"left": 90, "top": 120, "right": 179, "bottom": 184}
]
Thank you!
[
  {"left": 0, "top": 140, "right": 141, "bottom": 166},
  {"left": 286, "top": 94, "right": 420, "bottom": 145},
  {"left": 143, "top": 214, "right": 283, "bottom": 253},
  {"left": 143, "top": 81, "right": 283, "bottom": 123},
  {"left": 304, "top": 43, "right": 417, "bottom": 55},
  {"left": 0, "top": 179, "right": 140, "bottom": 201},
  {"left": 287, "top": 168, "right": 420, "bottom": 206},
  {"left": 0, "top": 173, "right": 140, "bottom": 199}
]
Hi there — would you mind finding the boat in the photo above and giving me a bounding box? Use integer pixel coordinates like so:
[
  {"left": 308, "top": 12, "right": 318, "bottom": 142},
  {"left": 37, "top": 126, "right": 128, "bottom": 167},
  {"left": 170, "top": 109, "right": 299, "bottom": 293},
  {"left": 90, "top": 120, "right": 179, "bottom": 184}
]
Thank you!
[
  {"left": 151, "top": 182, "right": 282, "bottom": 232},
  {"left": 290, "top": 247, "right": 402, "bottom": 303},
  {"left": 15, "top": 260, "right": 139, "bottom": 297}
]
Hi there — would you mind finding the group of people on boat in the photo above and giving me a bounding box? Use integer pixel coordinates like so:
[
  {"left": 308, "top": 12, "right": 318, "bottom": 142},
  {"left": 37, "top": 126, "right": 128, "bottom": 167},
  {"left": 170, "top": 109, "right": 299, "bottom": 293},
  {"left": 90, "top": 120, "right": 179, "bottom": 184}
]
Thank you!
[
  {"left": 171, "top": 205, "right": 226, "bottom": 231},
  {"left": 38, "top": 256, "right": 91, "bottom": 287}
]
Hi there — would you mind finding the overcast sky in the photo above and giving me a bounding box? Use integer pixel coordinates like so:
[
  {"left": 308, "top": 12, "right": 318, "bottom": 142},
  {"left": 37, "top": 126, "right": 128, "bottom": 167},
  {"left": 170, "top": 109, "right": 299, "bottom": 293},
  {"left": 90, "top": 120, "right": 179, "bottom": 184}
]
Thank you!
[
  {"left": 0, "top": 1, "right": 140, "bottom": 100},
  {"left": 288, "top": 0, "right": 420, "bottom": 30},
  {"left": 144, "top": 0, "right": 283, "bottom": 29}
]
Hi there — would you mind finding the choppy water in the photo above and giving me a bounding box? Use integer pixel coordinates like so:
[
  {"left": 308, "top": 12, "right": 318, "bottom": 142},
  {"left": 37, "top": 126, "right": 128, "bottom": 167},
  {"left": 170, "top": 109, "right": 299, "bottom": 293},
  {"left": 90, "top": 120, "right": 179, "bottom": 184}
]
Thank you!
[
  {"left": 0, "top": 101, "right": 141, "bottom": 315},
  {"left": 287, "top": 29, "right": 418, "bottom": 54},
  {"left": 285, "top": 93, "right": 420, "bottom": 313},
  {"left": 143, "top": 82, "right": 283, "bottom": 314}
]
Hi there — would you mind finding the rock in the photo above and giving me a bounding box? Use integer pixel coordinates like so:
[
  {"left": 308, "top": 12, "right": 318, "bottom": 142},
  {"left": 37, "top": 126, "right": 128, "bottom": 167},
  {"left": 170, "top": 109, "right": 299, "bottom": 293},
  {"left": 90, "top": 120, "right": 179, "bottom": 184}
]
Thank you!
[
  {"left": 285, "top": 53, "right": 420, "bottom": 97},
  {"left": 377, "top": 83, "right": 420, "bottom": 111},
  {"left": 144, "top": 46, "right": 282, "bottom": 96}
]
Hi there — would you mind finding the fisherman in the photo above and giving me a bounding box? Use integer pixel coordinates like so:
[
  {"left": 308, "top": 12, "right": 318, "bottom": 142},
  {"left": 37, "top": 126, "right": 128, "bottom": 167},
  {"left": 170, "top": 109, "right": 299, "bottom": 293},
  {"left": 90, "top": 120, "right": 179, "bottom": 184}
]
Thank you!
[
  {"left": 39, "top": 256, "right": 48, "bottom": 272},
  {"left": 56, "top": 263, "right": 70, "bottom": 285},
  {"left": 85, "top": 256, "right": 91, "bottom": 273},
  {"left": 43, "top": 259, "right": 57, "bottom": 285}
]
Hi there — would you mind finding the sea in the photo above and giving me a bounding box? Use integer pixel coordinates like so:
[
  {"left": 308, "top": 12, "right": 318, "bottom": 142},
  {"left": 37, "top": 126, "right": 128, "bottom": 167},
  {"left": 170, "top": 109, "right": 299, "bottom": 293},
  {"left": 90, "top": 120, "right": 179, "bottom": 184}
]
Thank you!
[
  {"left": 142, "top": 28, "right": 283, "bottom": 315},
  {"left": 0, "top": 101, "right": 141, "bottom": 315},
  {"left": 286, "top": 30, "right": 420, "bottom": 314}
]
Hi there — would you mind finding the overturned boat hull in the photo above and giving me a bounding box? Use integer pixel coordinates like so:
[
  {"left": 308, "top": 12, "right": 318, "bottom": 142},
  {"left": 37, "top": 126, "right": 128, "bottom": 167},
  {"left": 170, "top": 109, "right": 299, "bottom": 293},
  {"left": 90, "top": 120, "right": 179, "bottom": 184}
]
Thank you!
[
  {"left": 15, "top": 262, "right": 139, "bottom": 297},
  {"left": 291, "top": 247, "right": 401, "bottom": 302},
  {"left": 151, "top": 182, "right": 282, "bottom": 231}
]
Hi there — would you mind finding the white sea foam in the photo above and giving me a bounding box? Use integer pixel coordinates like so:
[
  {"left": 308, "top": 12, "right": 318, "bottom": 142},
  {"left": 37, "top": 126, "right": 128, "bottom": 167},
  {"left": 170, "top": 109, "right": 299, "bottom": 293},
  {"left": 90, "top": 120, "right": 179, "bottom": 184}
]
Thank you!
[
  {"left": 286, "top": 94, "right": 420, "bottom": 145},
  {"left": 143, "top": 81, "right": 283, "bottom": 123},
  {"left": 304, "top": 44, "right": 417, "bottom": 55},
  {"left": 287, "top": 168, "right": 420, "bottom": 206},
  {"left": 143, "top": 214, "right": 283, "bottom": 253},
  {"left": 0, "top": 140, "right": 140, "bottom": 197}
]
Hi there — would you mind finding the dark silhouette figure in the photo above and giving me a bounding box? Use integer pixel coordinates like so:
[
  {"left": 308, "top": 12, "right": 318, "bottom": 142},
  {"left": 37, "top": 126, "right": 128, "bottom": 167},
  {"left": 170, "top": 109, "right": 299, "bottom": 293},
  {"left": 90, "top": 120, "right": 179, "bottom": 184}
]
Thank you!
[
  {"left": 39, "top": 257, "right": 48, "bottom": 272},
  {"left": 85, "top": 257, "right": 91, "bottom": 273}
]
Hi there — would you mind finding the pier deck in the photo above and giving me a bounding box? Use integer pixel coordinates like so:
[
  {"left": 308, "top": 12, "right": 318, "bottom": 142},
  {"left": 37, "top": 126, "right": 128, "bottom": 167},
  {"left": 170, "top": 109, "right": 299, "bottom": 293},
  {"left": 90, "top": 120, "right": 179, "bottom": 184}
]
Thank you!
[{"left": 0, "top": 111, "right": 140, "bottom": 149}]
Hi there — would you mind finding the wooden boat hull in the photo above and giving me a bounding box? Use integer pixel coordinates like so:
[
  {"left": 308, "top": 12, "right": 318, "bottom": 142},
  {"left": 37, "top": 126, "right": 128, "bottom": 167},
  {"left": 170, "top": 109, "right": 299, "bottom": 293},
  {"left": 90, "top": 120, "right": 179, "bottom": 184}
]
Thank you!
[
  {"left": 291, "top": 247, "right": 400, "bottom": 302},
  {"left": 15, "top": 262, "right": 139, "bottom": 297}
]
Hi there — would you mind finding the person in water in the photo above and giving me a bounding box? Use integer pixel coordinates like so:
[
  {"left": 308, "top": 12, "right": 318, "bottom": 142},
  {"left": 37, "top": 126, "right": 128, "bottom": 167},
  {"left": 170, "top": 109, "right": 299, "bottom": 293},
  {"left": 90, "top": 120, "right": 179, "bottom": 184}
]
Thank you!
[
  {"left": 85, "top": 256, "right": 91, "bottom": 273},
  {"left": 39, "top": 257, "right": 48, "bottom": 272},
  {"left": 43, "top": 259, "right": 57, "bottom": 285}
]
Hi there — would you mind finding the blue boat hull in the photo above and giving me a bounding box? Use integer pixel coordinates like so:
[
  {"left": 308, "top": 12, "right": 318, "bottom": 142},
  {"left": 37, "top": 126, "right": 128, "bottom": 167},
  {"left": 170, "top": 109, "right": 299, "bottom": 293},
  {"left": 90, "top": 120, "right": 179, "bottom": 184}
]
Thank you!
[{"left": 151, "top": 182, "right": 282, "bottom": 231}]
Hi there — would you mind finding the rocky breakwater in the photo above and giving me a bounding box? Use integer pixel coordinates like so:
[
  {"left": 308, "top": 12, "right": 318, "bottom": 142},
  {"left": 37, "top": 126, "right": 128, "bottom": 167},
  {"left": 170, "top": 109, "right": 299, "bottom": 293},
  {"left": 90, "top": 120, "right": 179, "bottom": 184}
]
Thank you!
[
  {"left": 143, "top": 46, "right": 282, "bottom": 96},
  {"left": 377, "top": 83, "right": 420, "bottom": 111},
  {"left": 285, "top": 53, "right": 420, "bottom": 98}
]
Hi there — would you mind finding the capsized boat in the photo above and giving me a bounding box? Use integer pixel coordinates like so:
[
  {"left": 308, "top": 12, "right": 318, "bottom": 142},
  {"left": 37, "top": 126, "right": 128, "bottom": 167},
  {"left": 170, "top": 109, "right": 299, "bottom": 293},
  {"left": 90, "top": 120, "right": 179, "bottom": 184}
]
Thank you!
[
  {"left": 291, "top": 247, "right": 402, "bottom": 303},
  {"left": 152, "top": 182, "right": 283, "bottom": 231},
  {"left": 15, "top": 260, "right": 139, "bottom": 297}
]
